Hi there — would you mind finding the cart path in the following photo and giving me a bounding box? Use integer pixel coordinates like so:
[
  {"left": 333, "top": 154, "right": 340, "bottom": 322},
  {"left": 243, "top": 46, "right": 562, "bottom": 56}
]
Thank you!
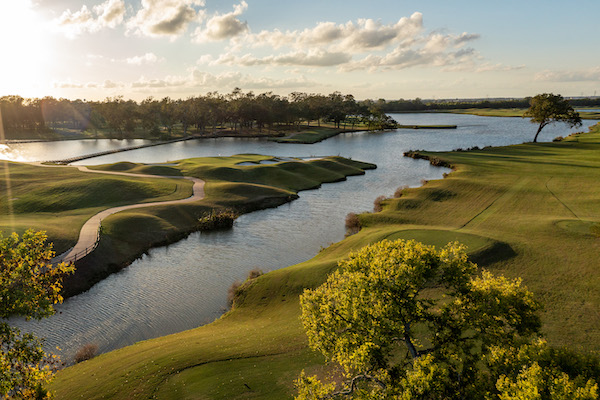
[{"left": 52, "top": 165, "right": 205, "bottom": 264}]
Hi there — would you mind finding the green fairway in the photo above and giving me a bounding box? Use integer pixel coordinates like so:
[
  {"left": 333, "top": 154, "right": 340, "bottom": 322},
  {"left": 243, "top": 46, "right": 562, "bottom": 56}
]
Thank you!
[
  {"left": 444, "top": 108, "right": 600, "bottom": 120},
  {"left": 0, "top": 162, "right": 190, "bottom": 253},
  {"left": 272, "top": 126, "right": 353, "bottom": 143},
  {"left": 52, "top": 124, "right": 600, "bottom": 399},
  {"left": 396, "top": 124, "right": 457, "bottom": 129}
]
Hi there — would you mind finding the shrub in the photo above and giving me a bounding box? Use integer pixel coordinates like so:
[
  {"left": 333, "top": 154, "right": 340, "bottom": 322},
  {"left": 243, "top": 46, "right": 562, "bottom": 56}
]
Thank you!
[
  {"left": 553, "top": 136, "right": 564, "bottom": 142},
  {"left": 227, "top": 268, "right": 264, "bottom": 308},
  {"left": 227, "top": 280, "right": 242, "bottom": 307},
  {"left": 373, "top": 195, "right": 387, "bottom": 212},
  {"left": 247, "top": 268, "right": 263, "bottom": 280},
  {"left": 74, "top": 343, "right": 98, "bottom": 364},
  {"left": 345, "top": 213, "right": 361, "bottom": 236},
  {"left": 394, "top": 185, "right": 409, "bottom": 198},
  {"left": 198, "top": 209, "right": 238, "bottom": 230}
]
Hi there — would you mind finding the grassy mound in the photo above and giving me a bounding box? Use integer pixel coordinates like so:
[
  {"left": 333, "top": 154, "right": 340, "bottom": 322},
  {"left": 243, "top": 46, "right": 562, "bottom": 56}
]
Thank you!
[
  {"left": 89, "top": 162, "right": 182, "bottom": 176},
  {"left": 0, "top": 162, "right": 187, "bottom": 253},
  {"left": 272, "top": 127, "right": 348, "bottom": 143}
]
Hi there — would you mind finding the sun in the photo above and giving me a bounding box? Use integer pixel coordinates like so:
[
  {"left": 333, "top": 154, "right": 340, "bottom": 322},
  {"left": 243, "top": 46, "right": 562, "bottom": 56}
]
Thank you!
[{"left": 0, "top": 1, "right": 54, "bottom": 97}]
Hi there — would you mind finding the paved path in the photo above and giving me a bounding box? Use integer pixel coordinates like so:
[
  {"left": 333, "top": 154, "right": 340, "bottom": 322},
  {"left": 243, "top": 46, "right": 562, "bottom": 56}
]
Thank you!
[{"left": 49, "top": 165, "right": 205, "bottom": 264}]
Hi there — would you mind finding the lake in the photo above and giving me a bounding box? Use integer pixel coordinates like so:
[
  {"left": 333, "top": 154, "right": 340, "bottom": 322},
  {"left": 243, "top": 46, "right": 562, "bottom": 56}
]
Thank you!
[{"left": 9, "top": 113, "right": 597, "bottom": 363}]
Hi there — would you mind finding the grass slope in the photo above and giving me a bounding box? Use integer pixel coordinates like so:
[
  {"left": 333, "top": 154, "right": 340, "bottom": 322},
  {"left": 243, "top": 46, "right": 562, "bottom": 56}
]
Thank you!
[
  {"left": 272, "top": 127, "right": 352, "bottom": 144},
  {"left": 53, "top": 125, "right": 600, "bottom": 399},
  {"left": 0, "top": 162, "right": 188, "bottom": 252},
  {"left": 443, "top": 108, "right": 600, "bottom": 120}
]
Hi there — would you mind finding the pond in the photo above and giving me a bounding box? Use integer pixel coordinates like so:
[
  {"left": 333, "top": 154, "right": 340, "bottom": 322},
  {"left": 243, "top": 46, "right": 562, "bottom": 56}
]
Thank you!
[{"left": 10, "top": 114, "right": 597, "bottom": 363}]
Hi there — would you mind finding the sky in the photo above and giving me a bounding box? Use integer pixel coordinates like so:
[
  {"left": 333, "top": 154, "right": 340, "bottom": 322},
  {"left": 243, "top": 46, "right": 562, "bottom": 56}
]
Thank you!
[{"left": 2, "top": 0, "right": 600, "bottom": 101}]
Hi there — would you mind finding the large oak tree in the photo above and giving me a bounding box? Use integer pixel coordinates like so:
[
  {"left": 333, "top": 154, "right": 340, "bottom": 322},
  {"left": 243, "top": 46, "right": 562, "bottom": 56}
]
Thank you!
[{"left": 296, "top": 240, "right": 598, "bottom": 399}]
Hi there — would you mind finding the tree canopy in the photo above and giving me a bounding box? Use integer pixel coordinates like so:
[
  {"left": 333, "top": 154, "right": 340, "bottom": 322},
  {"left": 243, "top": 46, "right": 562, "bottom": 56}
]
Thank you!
[
  {"left": 523, "top": 93, "right": 582, "bottom": 142},
  {"left": 296, "top": 239, "right": 599, "bottom": 399},
  {"left": 0, "top": 89, "right": 397, "bottom": 140},
  {"left": 0, "top": 230, "right": 74, "bottom": 399}
]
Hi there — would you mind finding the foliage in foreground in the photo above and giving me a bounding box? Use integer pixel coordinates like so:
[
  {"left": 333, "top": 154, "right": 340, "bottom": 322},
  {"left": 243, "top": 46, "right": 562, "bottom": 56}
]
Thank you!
[
  {"left": 0, "top": 230, "right": 74, "bottom": 399},
  {"left": 296, "top": 239, "right": 598, "bottom": 399}
]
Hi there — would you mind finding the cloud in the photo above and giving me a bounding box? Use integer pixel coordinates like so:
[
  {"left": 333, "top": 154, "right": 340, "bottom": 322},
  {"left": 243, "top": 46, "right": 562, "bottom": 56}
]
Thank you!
[
  {"left": 238, "top": 12, "right": 424, "bottom": 52},
  {"left": 131, "top": 75, "right": 187, "bottom": 88},
  {"left": 340, "top": 45, "right": 479, "bottom": 72},
  {"left": 127, "top": 0, "right": 205, "bottom": 40},
  {"left": 473, "top": 63, "right": 525, "bottom": 73},
  {"left": 130, "top": 68, "right": 318, "bottom": 91},
  {"left": 56, "top": 0, "right": 125, "bottom": 37},
  {"left": 206, "top": 50, "right": 351, "bottom": 67},
  {"left": 54, "top": 81, "right": 85, "bottom": 89},
  {"left": 103, "top": 79, "right": 123, "bottom": 88},
  {"left": 56, "top": 69, "right": 318, "bottom": 94},
  {"left": 454, "top": 32, "right": 481, "bottom": 46},
  {"left": 206, "top": 12, "right": 489, "bottom": 73},
  {"left": 126, "top": 52, "right": 164, "bottom": 65},
  {"left": 193, "top": 1, "right": 248, "bottom": 42},
  {"left": 534, "top": 68, "right": 600, "bottom": 82},
  {"left": 95, "top": 0, "right": 126, "bottom": 28},
  {"left": 52, "top": 79, "right": 124, "bottom": 89}
]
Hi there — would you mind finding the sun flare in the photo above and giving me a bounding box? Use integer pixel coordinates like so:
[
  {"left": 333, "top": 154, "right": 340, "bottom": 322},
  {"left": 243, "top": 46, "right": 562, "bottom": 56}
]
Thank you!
[{"left": 0, "top": 1, "right": 53, "bottom": 96}]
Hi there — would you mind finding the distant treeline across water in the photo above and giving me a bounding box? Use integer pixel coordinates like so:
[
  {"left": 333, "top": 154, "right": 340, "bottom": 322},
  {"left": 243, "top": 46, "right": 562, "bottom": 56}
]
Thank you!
[{"left": 2, "top": 89, "right": 599, "bottom": 140}]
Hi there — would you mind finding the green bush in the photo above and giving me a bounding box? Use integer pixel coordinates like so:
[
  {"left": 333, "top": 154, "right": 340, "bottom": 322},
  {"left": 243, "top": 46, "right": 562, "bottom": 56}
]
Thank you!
[{"left": 197, "top": 210, "right": 238, "bottom": 231}]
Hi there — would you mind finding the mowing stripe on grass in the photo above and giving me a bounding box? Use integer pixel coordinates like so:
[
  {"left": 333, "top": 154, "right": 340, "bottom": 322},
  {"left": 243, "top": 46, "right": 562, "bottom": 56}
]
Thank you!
[
  {"left": 458, "top": 177, "right": 532, "bottom": 231},
  {"left": 545, "top": 176, "right": 579, "bottom": 219}
]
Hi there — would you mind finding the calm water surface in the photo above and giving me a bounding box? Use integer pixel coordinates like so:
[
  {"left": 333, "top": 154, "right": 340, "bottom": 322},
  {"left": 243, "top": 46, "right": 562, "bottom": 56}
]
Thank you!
[{"left": 11, "top": 114, "right": 597, "bottom": 362}]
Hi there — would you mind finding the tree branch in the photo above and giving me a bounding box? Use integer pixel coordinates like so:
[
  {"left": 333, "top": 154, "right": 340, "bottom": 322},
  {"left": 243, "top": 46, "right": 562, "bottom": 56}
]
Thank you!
[{"left": 329, "top": 374, "right": 386, "bottom": 398}]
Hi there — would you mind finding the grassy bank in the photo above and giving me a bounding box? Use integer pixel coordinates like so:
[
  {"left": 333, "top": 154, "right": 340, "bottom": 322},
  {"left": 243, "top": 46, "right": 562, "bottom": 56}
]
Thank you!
[
  {"left": 0, "top": 161, "right": 190, "bottom": 253},
  {"left": 272, "top": 126, "right": 360, "bottom": 144},
  {"left": 51, "top": 124, "right": 600, "bottom": 399},
  {"left": 397, "top": 124, "right": 457, "bottom": 129},
  {"left": 5, "top": 122, "right": 370, "bottom": 143},
  {"left": 61, "top": 155, "right": 376, "bottom": 296},
  {"left": 442, "top": 108, "right": 600, "bottom": 119}
]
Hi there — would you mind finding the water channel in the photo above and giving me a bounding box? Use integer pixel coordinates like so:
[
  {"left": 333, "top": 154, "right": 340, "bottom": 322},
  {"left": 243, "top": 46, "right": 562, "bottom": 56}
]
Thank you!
[{"left": 7, "top": 113, "right": 597, "bottom": 362}]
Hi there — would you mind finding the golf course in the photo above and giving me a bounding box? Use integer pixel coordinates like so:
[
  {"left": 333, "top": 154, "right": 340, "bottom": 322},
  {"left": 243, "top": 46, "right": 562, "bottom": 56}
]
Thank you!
[{"left": 43, "top": 122, "right": 600, "bottom": 399}]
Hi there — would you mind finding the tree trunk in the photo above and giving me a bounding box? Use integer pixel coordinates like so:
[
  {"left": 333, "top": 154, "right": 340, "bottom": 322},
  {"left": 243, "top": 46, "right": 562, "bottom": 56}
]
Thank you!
[
  {"left": 403, "top": 323, "right": 419, "bottom": 359},
  {"left": 533, "top": 122, "right": 544, "bottom": 143}
]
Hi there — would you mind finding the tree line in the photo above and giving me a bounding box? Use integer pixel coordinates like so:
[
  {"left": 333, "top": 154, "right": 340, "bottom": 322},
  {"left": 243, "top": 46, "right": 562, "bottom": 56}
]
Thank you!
[
  {"left": 378, "top": 96, "right": 600, "bottom": 112},
  {"left": 0, "top": 89, "right": 396, "bottom": 140}
]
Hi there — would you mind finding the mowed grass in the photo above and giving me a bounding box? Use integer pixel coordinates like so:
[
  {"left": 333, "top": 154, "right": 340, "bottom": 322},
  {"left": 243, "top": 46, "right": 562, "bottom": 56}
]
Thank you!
[
  {"left": 0, "top": 161, "right": 189, "bottom": 252},
  {"left": 272, "top": 127, "right": 352, "bottom": 144},
  {"left": 52, "top": 125, "right": 600, "bottom": 399},
  {"left": 444, "top": 108, "right": 600, "bottom": 120}
]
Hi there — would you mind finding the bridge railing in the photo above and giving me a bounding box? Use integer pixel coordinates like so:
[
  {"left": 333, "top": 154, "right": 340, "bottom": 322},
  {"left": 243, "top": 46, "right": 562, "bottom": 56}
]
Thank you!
[{"left": 55, "top": 227, "right": 101, "bottom": 264}]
